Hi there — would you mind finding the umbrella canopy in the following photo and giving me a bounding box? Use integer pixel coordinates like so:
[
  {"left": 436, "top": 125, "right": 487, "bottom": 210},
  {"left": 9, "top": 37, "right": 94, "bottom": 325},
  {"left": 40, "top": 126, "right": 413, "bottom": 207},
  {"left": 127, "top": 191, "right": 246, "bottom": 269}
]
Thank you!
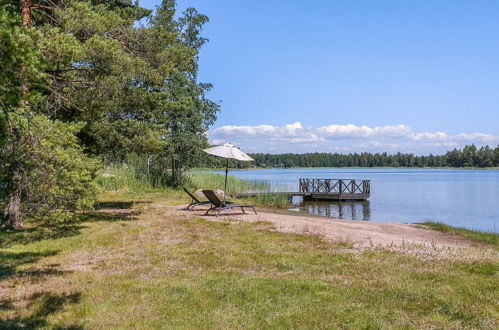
[
  {"left": 203, "top": 143, "right": 253, "bottom": 161},
  {"left": 203, "top": 143, "right": 253, "bottom": 195}
]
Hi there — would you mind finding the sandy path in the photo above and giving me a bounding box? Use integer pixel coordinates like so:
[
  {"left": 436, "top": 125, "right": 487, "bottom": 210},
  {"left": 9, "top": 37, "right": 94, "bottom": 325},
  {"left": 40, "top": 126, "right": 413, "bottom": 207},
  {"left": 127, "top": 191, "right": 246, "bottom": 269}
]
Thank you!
[{"left": 171, "top": 205, "right": 470, "bottom": 250}]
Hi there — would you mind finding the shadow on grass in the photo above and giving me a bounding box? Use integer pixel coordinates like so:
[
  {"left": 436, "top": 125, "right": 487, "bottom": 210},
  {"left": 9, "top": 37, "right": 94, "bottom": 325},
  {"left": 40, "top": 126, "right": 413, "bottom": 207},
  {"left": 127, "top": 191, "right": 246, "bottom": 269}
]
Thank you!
[
  {"left": 0, "top": 223, "right": 84, "bottom": 250},
  {"left": 0, "top": 250, "right": 60, "bottom": 280},
  {"left": 0, "top": 200, "right": 147, "bottom": 327},
  {"left": 0, "top": 199, "right": 143, "bottom": 282},
  {"left": 0, "top": 292, "right": 83, "bottom": 329},
  {"left": 95, "top": 200, "right": 147, "bottom": 210},
  {"left": 0, "top": 200, "right": 143, "bottom": 249},
  {"left": 76, "top": 210, "right": 140, "bottom": 223},
  {"left": 0, "top": 243, "right": 84, "bottom": 327}
]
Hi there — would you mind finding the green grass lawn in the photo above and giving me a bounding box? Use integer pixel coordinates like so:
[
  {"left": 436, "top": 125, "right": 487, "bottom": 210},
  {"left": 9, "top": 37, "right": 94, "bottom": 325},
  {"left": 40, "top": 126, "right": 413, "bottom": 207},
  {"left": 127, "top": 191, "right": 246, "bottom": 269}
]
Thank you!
[
  {"left": 0, "top": 192, "right": 498, "bottom": 328},
  {"left": 420, "top": 222, "right": 499, "bottom": 246}
]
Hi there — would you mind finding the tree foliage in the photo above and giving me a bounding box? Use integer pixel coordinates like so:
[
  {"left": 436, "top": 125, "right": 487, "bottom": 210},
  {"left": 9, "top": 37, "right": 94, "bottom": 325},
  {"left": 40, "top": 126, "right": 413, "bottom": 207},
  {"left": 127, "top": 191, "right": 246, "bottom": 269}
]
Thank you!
[
  {"left": 1, "top": 0, "right": 218, "bottom": 227},
  {"left": 237, "top": 145, "right": 499, "bottom": 169},
  {"left": 0, "top": 114, "right": 99, "bottom": 221}
]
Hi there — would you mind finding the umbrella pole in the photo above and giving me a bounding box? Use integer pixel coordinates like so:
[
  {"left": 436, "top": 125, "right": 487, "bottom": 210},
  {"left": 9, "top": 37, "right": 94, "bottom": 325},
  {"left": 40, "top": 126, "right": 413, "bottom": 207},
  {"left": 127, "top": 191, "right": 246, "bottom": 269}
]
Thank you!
[{"left": 224, "top": 158, "right": 228, "bottom": 201}]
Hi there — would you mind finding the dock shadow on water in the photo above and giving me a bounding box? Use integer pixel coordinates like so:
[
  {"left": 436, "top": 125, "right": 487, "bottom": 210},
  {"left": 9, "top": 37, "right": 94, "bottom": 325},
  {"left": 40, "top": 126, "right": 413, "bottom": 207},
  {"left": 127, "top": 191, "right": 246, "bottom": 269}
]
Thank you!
[{"left": 290, "top": 197, "right": 371, "bottom": 221}]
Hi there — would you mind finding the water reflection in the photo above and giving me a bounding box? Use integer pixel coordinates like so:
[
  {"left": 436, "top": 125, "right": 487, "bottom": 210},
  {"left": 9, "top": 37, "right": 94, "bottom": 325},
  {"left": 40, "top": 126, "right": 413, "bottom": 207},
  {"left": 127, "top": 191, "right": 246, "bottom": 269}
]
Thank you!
[
  {"left": 216, "top": 168, "right": 499, "bottom": 232},
  {"left": 291, "top": 198, "right": 371, "bottom": 221}
]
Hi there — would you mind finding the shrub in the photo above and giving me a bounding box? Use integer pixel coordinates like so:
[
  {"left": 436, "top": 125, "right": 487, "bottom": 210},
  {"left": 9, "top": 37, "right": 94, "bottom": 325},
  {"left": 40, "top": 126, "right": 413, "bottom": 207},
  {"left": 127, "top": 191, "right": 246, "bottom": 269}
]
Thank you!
[{"left": 1, "top": 114, "right": 99, "bottom": 224}]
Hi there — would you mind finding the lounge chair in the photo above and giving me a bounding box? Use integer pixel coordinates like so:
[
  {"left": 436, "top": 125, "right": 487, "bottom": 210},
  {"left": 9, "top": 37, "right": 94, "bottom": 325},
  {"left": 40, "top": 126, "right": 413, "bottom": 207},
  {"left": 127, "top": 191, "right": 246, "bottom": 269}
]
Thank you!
[
  {"left": 184, "top": 188, "right": 234, "bottom": 210},
  {"left": 183, "top": 188, "right": 213, "bottom": 210},
  {"left": 202, "top": 190, "right": 257, "bottom": 216}
]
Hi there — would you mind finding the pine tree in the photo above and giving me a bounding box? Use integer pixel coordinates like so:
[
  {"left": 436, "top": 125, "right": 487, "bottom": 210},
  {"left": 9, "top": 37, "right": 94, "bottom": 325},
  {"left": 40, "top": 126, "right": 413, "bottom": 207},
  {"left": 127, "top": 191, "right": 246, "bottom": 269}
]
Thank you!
[{"left": 1, "top": 0, "right": 218, "bottom": 226}]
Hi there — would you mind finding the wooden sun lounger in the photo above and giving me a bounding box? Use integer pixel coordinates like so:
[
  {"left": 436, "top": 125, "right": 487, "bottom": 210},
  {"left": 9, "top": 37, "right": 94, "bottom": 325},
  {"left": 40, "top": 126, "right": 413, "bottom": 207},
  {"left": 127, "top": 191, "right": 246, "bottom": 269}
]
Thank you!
[
  {"left": 202, "top": 190, "right": 257, "bottom": 216},
  {"left": 184, "top": 188, "right": 234, "bottom": 211},
  {"left": 183, "top": 188, "right": 212, "bottom": 210}
]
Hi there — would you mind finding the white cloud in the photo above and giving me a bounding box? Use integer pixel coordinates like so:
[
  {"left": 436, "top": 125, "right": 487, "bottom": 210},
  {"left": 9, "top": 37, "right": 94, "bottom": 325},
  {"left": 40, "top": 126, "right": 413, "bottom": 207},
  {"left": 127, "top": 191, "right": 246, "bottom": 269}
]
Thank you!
[
  {"left": 214, "top": 124, "right": 276, "bottom": 138},
  {"left": 208, "top": 122, "right": 499, "bottom": 154},
  {"left": 318, "top": 124, "right": 412, "bottom": 139},
  {"left": 211, "top": 121, "right": 322, "bottom": 144},
  {"left": 410, "top": 132, "right": 448, "bottom": 141},
  {"left": 456, "top": 133, "right": 499, "bottom": 144},
  {"left": 284, "top": 121, "right": 303, "bottom": 132}
]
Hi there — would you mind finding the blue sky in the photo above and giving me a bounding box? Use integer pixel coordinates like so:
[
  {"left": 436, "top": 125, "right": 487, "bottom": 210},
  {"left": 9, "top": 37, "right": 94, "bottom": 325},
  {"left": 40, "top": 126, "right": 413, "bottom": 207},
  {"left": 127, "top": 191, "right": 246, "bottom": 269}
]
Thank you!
[{"left": 142, "top": 0, "right": 499, "bottom": 154}]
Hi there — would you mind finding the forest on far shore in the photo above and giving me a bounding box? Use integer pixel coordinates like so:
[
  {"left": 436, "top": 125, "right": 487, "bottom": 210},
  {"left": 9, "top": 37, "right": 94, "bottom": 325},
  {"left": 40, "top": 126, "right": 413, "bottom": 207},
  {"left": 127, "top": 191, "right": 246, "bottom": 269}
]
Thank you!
[
  {"left": 201, "top": 144, "right": 499, "bottom": 169},
  {"left": 250, "top": 145, "right": 499, "bottom": 168}
]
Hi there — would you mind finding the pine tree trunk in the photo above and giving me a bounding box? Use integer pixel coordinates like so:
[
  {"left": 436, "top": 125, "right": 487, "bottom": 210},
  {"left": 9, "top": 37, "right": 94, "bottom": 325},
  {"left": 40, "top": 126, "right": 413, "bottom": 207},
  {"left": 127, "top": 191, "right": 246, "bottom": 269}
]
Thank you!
[
  {"left": 3, "top": 187, "right": 21, "bottom": 229},
  {"left": 21, "top": 0, "right": 32, "bottom": 26},
  {"left": 171, "top": 157, "right": 182, "bottom": 188},
  {"left": 1, "top": 1, "right": 31, "bottom": 228},
  {"left": 2, "top": 153, "right": 23, "bottom": 228},
  {"left": 175, "top": 161, "right": 181, "bottom": 187},
  {"left": 171, "top": 157, "right": 177, "bottom": 188}
]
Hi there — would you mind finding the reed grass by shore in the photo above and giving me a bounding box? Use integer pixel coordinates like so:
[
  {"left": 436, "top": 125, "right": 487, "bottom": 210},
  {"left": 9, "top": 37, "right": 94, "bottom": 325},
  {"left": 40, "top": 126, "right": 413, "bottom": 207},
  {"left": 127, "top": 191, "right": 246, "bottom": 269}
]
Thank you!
[
  {"left": 186, "top": 172, "right": 269, "bottom": 194},
  {"left": 420, "top": 222, "right": 499, "bottom": 246},
  {"left": 242, "top": 193, "right": 290, "bottom": 208},
  {"left": 96, "top": 165, "right": 290, "bottom": 208}
]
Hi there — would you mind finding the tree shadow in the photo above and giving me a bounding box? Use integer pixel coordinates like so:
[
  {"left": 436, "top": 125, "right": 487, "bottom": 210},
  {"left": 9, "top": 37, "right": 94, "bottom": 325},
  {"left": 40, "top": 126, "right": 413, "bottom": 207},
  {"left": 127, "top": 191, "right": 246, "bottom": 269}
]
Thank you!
[
  {"left": 0, "top": 298, "right": 14, "bottom": 311},
  {"left": 95, "top": 200, "right": 147, "bottom": 210},
  {"left": 0, "top": 250, "right": 60, "bottom": 280},
  {"left": 0, "top": 251, "right": 81, "bottom": 327},
  {"left": 0, "top": 200, "right": 147, "bottom": 327},
  {"left": 0, "top": 200, "right": 143, "bottom": 249},
  {"left": 75, "top": 210, "right": 140, "bottom": 223},
  {"left": 0, "top": 224, "right": 84, "bottom": 249},
  {"left": 0, "top": 292, "right": 83, "bottom": 329},
  {"left": 16, "top": 267, "right": 68, "bottom": 281}
]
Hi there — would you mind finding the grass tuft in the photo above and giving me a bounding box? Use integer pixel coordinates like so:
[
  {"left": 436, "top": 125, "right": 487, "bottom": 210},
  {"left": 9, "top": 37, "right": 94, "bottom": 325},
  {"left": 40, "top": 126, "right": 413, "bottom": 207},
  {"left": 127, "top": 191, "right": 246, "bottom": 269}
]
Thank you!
[{"left": 420, "top": 222, "right": 499, "bottom": 246}]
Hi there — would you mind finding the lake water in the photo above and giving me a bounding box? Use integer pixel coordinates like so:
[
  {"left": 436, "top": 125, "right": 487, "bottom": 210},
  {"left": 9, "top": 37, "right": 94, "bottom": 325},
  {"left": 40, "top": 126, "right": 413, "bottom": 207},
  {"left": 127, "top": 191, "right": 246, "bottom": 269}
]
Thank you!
[{"left": 213, "top": 168, "right": 499, "bottom": 233}]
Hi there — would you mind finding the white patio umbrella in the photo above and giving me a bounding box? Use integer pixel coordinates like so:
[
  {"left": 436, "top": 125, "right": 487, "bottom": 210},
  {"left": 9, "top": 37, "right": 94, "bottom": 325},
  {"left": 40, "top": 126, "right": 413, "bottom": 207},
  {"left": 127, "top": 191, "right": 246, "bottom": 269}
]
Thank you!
[{"left": 203, "top": 143, "right": 254, "bottom": 194}]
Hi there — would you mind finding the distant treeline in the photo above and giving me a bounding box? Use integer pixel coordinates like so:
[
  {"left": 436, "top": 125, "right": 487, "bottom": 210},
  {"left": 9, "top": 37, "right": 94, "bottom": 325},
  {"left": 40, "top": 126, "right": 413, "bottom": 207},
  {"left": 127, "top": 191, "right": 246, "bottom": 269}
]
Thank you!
[
  {"left": 251, "top": 145, "right": 499, "bottom": 168},
  {"left": 202, "top": 145, "right": 499, "bottom": 168}
]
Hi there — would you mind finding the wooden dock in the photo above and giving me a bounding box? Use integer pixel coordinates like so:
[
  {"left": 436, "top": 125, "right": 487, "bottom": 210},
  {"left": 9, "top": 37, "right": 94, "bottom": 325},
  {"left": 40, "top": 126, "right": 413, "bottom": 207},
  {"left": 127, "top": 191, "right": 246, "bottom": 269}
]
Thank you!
[{"left": 235, "top": 178, "right": 370, "bottom": 201}]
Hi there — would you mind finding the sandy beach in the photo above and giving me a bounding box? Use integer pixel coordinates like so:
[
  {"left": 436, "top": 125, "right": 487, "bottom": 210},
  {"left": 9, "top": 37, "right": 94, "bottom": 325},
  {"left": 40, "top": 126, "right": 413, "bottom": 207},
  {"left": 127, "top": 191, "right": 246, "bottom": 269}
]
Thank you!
[{"left": 170, "top": 205, "right": 471, "bottom": 251}]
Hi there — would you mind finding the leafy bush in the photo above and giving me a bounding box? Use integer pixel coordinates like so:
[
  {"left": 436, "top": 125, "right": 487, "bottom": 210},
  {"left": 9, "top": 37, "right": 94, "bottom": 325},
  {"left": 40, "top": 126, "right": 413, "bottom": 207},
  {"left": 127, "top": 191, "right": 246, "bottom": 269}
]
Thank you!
[{"left": 0, "top": 114, "right": 99, "bottom": 223}]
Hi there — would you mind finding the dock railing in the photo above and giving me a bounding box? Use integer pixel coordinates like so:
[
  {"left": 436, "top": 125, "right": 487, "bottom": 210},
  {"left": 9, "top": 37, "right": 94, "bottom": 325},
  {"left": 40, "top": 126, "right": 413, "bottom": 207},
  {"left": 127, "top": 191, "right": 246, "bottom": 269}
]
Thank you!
[
  {"left": 235, "top": 178, "right": 370, "bottom": 201},
  {"left": 299, "top": 178, "right": 370, "bottom": 199}
]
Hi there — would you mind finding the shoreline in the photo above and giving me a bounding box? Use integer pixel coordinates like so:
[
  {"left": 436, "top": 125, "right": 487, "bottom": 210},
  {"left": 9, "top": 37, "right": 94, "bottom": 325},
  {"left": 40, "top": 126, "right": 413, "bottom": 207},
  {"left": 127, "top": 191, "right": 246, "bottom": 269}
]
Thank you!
[
  {"left": 172, "top": 203, "right": 498, "bottom": 251},
  {"left": 265, "top": 206, "right": 499, "bottom": 235},
  {"left": 195, "top": 166, "right": 499, "bottom": 171}
]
